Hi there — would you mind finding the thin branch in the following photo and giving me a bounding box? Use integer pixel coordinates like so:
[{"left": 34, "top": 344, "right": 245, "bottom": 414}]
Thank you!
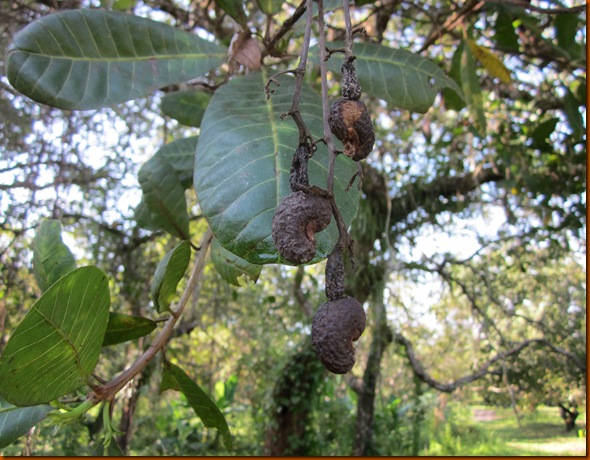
[
  {"left": 484, "top": 0, "right": 587, "bottom": 14},
  {"left": 395, "top": 333, "right": 586, "bottom": 393},
  {"left": 265, "top": 0, "right": 308, "bottom": 56},
  {"left": 317, "top": 0, "right": 338, "bottom": 195},
  {"left": 89, "top": 229, "right": 213, "bottom": 404}
]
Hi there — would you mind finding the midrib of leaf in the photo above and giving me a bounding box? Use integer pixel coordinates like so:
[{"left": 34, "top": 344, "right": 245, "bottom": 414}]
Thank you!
[
  {"left": 30, "top": 304, "right": 84, "bottom": 373},
  {"left": 260, "top": 68, "right": 284, "bottom": 208},
  {"left": 11, "top": 51, "right": 226, "bottom": 61}
]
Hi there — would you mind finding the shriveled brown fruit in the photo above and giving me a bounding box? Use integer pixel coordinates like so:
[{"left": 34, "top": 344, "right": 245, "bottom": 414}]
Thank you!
[
  {"left": 329, "top": 98, "right": 375, "bottom": 162},
  {"left": 312, "top": 297, "right": 366, "bottom": 374},
  {"left": 272, "top": 191, "right": 332, "bottom": 264}
]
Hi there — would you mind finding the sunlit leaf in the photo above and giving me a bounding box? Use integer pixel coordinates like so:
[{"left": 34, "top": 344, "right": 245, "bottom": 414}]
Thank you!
[
  {"left": 102, "top": 313, "right": 157, "bottom": 346},
  {"left": 6, "top": 10, "right": 226, "bottom": 110},
  {"left": 138, "top": 155, "right": 190, "bottom": 239},
  {"left": 32, "top": 220, "right": 76, "bottom": 293},
  {"left": 314, "top": 42, "right": 463, "bottom": 113},
  {"left": 161, "top": 91, "right": 211, "bottom": 128},
  {"left": 0, "top": 267, "right": 110, "bottom": 406},
  {"left": 211, "top": 239, "right": 262, "bottom": 286},
  {"left": 466, "top": 39, "right": 511, "bottom": 84},
  {"left": 0, "top": 397, "right": 52, "bottom": 448},
  {"left": 194, "top": 71, "right": 360, "bottom": 265},
  {"left": 151, "top": 241, "right": 191, "bottom": 313},
  {"left": 160, "top": 361, "right": 232, "bottom": 449},
  {"left": 256, "top": 0, "right": 283, "bottom": 14}
]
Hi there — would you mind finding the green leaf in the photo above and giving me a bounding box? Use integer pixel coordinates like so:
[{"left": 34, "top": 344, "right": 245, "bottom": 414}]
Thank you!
[
  {"left": 138, "top": 155, "right": 190, "bottom": 239},
  {"left": 216, "top": 0, "right": 248, "bottom": 26},
  {"left": 256, "top": 0, "right": 283, "bottom": 14},
  {"left": 460, "top": 41, "right": 486, "bottom": 135},
  {"left": 211, "top": 239, "right": 262, "bottom": 286},
  {"left": 160, "top": 361, "right": 232, "bottom": 450},
  {"left": 153, "top": 136, "right": 199, "bottom": 189},
  {"left": 90, "top": 437, "right": 126, "bottom": 456},
  {"left": 194, "top": 71, "right": 360, "bottom": 265},
  {"left": 442, "top": 42, "right": 466, "bottom": 111},
  {"left": 530, "top": 117, "right": 559, "bottom": 151},
  {"left": 161, "top": 91, "right": 211, "bottom": 128},
  {"left": 0, "top": 397, "right": 52, "bottom": 448},
  {"left": 102, "top": 313, "right": 157, "bottom": 346},
  {"left": 562, "top": 86, "right": 584, "bottom": 141},
  {"left": 151, "top": 241, "right": 191, "bottom": 313},
  {"left": 32, "top": 220, "right": 77, "bottom": 293},
  {"left": 133, "top": 198, "right": 160, "bottom": 231},
  {"left": 6, "top": 10, "right": 226, "bottom": 110},
  {"left": 494, "top": 11, "right": 520, "bottom": 51},
  {"left": 0, "top": 267, "right": 110, "bottom": 406},
  {"left": 554, "top": 14, "right": 580, "bottom": 58},
  {"left": 315, "top": 42, "right": 463, "bottom": 113}
]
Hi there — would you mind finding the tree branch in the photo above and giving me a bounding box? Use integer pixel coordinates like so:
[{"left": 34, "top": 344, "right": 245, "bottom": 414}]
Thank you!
[
  {"left": 89, "top": 229, "right": 213, "bottom": 404},
  {"left": 389, "top": 166, "right": 504, "bottom": 229},
  {"left": 394, "top": 333, "right": 586, "bottom": 393}
]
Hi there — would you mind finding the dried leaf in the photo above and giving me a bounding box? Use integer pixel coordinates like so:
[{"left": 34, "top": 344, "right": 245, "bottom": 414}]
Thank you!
[{"left": 229, "top": 31, "right": 261, "bottom": 71}]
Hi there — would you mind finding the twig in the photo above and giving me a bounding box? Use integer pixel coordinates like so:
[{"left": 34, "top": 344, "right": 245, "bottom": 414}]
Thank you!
[
  {"left": 89, "top": 229, "right": 213, "bottom": 404},
  {"left": 317, "top": 0, "right": 338, "bottom": 195},
  {"left": 264, "top": 0, "right": 308, "bottom": 56}
]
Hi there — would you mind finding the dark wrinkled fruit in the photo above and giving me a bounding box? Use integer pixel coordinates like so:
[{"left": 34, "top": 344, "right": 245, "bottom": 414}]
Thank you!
[
  {"left": 329, "top": 98, "right": 375, "bottom": 162},
  {"left": 312, "top": 297, "right": 366, "bottom": 374},
  {"left": 272, "top": 191, "right": 332, "bottom": 264}
]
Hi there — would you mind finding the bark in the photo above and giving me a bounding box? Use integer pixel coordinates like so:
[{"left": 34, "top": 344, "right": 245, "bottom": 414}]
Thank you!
[
  {"left": 352, "top": 287, "right": 393, "bottom": 456},
  {"left": 558, "top": 403, "right": 579, "bottom": 431}
]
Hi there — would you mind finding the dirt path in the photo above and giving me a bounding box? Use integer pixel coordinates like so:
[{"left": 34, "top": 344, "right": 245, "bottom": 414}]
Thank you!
[{"left": 472, "top": 408, "right": 498, "bottom": 421}]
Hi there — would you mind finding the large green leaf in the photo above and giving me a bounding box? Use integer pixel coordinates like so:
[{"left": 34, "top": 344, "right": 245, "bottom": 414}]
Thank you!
[
  {"left": 194, "top": 71, "right": 360, "bottom": 265},
  {"left": 32, "top": 220, "right": 77, "bottom": 293},
  {"left": 138, "top": 155, "right": 190, "bottom": 239},
  {"left": 0, "top": 397, "right": 52, "bottom": 448},
  {"left": 150, "top": 241, "right": 191, "bottom": 313},
  {"left": 6, "top": 10, "right": 227, "bottom": 110},
  {"left": 102, "top": 313, "right": 157, "bottom": 346},
  {"left": 315, "top": 42, "right": 463, "bottom": 113},
  {"left": 160, "top": 361, "right": 232, "bottom": 450},
  {"left": 0, "top": 267, "right": 110, "bottom": 406},
  {"left": 153, "top": 136, "right": 199, "bottom": 189},
  {"left": 161, "top": 91, "right": 211, "bottom": 128},
  {"left": 211, "top": 239, "right": 261, "bottom": 286},
  {"left": 460, "top": 41, "right": 486, "bottom": 135}
]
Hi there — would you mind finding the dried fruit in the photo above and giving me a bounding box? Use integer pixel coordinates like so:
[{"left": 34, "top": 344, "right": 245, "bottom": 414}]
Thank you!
[
  {"left": 312, "top": 296, "right": 366, "bottom": 374},
  {"left": 272, "top": 191, "right": 332, "bottom": 264},
  {"left": 341, "top": 58, "right": 362, "bottom": 101},
  {"left": 329, "top": 98, "right": 375, "bottom": 162}
]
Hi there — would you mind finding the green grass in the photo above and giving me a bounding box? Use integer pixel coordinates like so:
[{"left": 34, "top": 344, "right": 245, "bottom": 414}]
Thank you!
[{"left": 424, "top": 404, "right": 587, "bottom": 456}]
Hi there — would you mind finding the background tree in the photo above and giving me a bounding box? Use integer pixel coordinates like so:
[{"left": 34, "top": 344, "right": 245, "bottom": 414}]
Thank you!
[{"left": 0, "top": 0, "right": 586, "bottom": 455}]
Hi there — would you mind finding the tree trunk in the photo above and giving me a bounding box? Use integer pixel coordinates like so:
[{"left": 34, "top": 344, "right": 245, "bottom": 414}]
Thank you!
[
  {"left": 558, "top": 403, "right": 579, "bottom": 431},
  {"left": 352, "top": 287, "right": 392, "bottom": 456},
  {"left": 264, "top": 338, "right": 325, "bottom": 456}
]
